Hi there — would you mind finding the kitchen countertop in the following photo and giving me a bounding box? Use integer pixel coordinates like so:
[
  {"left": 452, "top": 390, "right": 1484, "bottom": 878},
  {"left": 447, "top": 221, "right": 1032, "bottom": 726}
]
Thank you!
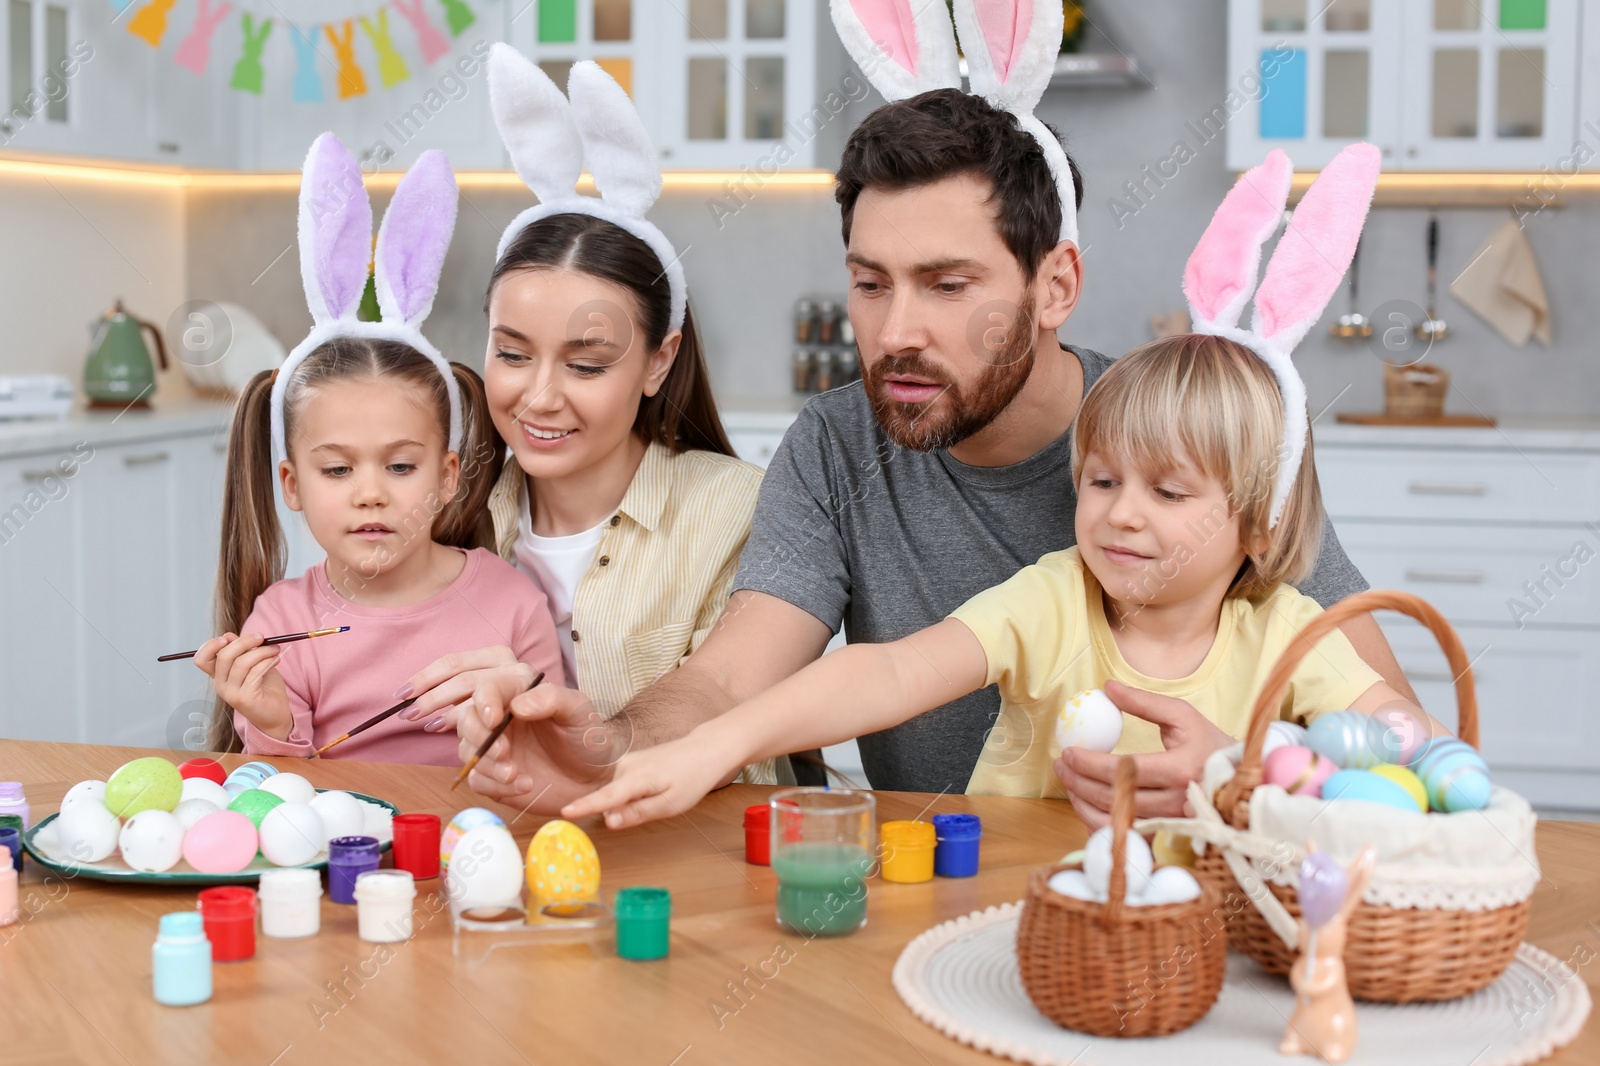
[
  {"left": 1315, "top": 416, "right": 1600, "bottom": 451},
  {"left": 0, "top": 394, "right": 234, "bottom": 458}
]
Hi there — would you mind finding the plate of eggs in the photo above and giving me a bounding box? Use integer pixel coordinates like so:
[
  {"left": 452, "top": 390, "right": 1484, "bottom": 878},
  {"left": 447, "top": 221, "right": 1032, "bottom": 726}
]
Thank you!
[{"left": 22, "top": 756, "right": 398, "bottom": 885}]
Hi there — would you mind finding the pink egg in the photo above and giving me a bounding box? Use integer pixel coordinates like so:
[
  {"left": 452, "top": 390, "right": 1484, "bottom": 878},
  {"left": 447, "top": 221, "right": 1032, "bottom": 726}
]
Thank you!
[
  {"left": 181, "top": 810, "right": 259, "bottom": 874},
  {"left": 1263, "top": 744, "right": 1336, "bottom": 798}
]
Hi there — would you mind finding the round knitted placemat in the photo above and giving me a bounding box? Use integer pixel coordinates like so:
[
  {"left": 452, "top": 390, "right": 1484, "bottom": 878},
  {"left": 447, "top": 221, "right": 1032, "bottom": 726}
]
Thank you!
[{"left": 893, "top": 902, "right": 1589, "bottom": 1066}]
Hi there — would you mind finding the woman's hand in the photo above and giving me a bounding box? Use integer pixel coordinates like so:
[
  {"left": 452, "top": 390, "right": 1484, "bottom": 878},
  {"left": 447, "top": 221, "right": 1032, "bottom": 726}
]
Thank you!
[
  {"left": 455, "top": 683, "right": 631, "bottom": 813},
  {"left": 1053, "top": 679, "right": 1232, "bottom": 825},
  {"left": 394, "top": 646, "right": 532, "bottom": 733},
  {"left": 558, "top": 729, "right": 734, "bottom": 829},
  {"left": 193, "top": 632, "right": 291, "bottom": 740}
]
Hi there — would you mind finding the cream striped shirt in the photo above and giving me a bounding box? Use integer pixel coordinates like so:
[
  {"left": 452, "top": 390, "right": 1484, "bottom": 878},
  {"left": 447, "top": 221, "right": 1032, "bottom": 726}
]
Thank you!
[{"left": 489, "top": 441, "right": 780, "bottom": 783}]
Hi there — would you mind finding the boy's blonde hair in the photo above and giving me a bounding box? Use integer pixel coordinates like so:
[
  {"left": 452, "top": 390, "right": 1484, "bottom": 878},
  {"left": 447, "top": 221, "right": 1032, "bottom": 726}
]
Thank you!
[{"left": 1070, "top": 333, "right": 1324, "bottom": 601}]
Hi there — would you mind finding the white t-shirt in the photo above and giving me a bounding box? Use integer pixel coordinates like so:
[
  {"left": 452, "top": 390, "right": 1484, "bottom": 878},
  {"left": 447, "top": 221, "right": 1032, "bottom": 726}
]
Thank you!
[{"left": 513, "top": 502, "right": 605, "bottom": 686}]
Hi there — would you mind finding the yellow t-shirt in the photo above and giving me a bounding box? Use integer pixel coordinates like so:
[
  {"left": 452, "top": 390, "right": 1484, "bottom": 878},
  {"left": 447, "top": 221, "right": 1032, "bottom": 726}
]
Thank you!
[{"left": 949, "top": 547, "right": 1382, "bottom": 798}]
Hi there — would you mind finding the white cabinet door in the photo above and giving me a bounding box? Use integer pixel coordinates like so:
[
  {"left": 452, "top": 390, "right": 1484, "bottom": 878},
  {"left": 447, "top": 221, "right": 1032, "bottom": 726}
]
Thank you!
[
  {"left": 167, "top": 432, "right": 227, "bottom": 748},
  {"left": 0, "top": 0, "right": 107, "bottom": 157},
  {"left": 0, "top": 448, "right": 87, "bottom": 742},
  {"left": 142, "top": 31, "right": 239, "bottom": 169}
]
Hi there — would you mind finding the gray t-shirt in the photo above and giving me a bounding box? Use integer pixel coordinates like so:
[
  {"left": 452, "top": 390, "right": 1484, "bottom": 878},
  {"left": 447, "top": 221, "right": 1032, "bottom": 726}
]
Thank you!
[{"left": 733, "top": 345, "right": 1369, "bottom": 793}]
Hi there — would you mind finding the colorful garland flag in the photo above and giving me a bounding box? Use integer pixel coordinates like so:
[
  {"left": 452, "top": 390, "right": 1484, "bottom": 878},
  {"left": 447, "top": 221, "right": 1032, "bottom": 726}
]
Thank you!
[
  {"left": 127, "top": 0, "right": 177, "bottom": 46},
  {"left": 290, "top": 25, "right": 324, "bottom": 104},
  {"left": 229, "top": 13, "right": 272, "bottom": 94},
  {"left": 327, "top": 20, "right": 369, "bottom": 100},
  {"left": 174, "top": 0, "right": 233, "bottom": 76},
  {"left": 439, "top": 0, "right": 475, "bottom": 37},
  {"left": 394, "top": 0, "right": 451, "bottom": 65},
  {"left": 359, "top": 10, "right": 411, "bottom": 88}
]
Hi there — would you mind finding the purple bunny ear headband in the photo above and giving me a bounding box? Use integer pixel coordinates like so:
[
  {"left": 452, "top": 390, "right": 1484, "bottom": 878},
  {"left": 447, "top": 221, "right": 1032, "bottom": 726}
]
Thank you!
[
  {"left": 831, "top": 0, "right": 1076, "bottom": 245},
  {"left": 271, "top": 133, "right": 462, "bottom": 466},
  {"left": 487, "top": 45, "right": 686, "bottom": 334},
  {"left": 1183, "top": 143, "right": 1381, "bottom": 527}
]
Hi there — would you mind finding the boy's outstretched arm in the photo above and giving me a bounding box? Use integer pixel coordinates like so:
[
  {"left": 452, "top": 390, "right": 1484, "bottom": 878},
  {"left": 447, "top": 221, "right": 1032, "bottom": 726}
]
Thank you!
[{"left": 562, "top": 619, "right": 989, "bottom": 828}]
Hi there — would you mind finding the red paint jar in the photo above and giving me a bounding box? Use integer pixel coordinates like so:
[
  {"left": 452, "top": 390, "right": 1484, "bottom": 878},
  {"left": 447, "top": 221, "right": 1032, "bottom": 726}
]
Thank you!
[
  {"left": 743, "top": 804, "right": 771, "bottom": 865},
  {"left": 196, "top": 886, "right": 257, "bottom": 962},
  {"left": 391, "top": 813, "right": 442, "bottom": 880}
]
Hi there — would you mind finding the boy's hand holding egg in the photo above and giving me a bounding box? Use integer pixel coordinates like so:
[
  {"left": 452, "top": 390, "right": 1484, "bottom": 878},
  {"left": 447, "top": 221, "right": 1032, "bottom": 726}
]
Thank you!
[{"left": 1054, "top": 689, "right": 1123, "bottom": 755}]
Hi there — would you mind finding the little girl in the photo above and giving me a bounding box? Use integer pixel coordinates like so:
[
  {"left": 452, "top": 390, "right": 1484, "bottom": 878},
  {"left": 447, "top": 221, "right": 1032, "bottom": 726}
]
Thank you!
[
  {"left": 565, "top": 143, "right": 1453, "bottom": 827},
  {"left": 194, "top": 134, "right": 564, "bottom": 762}
]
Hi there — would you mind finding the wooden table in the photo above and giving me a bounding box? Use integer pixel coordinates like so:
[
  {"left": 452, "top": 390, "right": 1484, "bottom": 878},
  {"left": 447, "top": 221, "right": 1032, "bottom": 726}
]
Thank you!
[{"left": 2, "top": 741, "right": 1595, "bottom": 1065}]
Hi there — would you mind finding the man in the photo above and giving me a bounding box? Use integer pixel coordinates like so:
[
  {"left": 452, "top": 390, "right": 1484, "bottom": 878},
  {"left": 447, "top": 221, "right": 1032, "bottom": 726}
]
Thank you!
[{"left": 425, "top": 90, "right": 1414, "bottom": 824}]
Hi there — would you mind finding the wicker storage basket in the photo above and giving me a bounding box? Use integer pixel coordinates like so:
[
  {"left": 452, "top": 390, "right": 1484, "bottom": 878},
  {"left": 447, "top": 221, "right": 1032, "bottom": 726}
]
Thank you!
[
  {"left": 1383, "top": 362, "right": 1448, "bottom": 418},
  {"left": 1016, "top": 759, "right": 1226, "bottom": 1037},
  {"left": 1193, "top": 589, "right": 1531, "bottom": 1002}
]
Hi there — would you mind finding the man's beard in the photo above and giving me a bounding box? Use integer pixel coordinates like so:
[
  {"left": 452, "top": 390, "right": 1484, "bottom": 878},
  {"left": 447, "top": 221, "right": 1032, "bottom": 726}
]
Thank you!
[{"left": 862, "top": 293, "right": 1037, "bottom": 452}]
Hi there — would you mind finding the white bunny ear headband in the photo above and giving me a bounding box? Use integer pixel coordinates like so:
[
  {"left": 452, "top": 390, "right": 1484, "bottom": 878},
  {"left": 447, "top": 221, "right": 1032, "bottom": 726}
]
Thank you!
[
  {"left": 487, "top": 45, "right": 686, "bottom": 334},
  {"left": 271, "top": 133, "right": 462, "bottom": 466},
  {"left": 831, "top": 0, "right": 1076, "bottom": 244},
  {"left": 1183, "top": 143, "right": 1381, "bottom": 527}
]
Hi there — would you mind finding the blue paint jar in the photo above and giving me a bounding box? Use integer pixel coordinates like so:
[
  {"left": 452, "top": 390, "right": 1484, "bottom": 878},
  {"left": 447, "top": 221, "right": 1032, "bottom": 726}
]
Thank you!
[
  {"left": 0, "top": 827, "right": 20, "bottom": 873},
  {"left": 932, "top": 813, "right": 982, "bottom": 878},
  {"left": 327, "top": 836, "right": 381, "bottom": 905},
  {"left": 152, "top": 912, "right": 212, "bottom": 1007}
]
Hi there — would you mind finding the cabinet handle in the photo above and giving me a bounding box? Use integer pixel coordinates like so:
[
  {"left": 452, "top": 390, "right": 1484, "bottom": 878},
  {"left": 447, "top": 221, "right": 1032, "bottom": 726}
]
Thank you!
[
  {"left": 20, "top": 469, "right": 58, "bottom": 482},
  {"left": 212, "top": 442, "right": 228, "bottom": 454},
  {"left": 1404, "top": 568, "right": 1487, "bottom": 584},
  {"left": 1407, "top": 481, "right": 1488, "bottom": 496},
  {"left": 1409, "top": 669, "right": 1465, "bottom": 683},
  {"left": 123, "top": 451, "right": 171, "bottom": 467}
]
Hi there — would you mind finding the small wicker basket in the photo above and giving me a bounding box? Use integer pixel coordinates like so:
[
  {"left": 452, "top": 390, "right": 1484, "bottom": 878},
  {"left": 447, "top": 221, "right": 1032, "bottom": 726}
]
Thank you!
[
  {"left": 1193, "top": 589, "right": 1531, "bottom": 1002},
  {"left": 1016, "top": 759, "right": 1227, "bottom": 1037},
  {"left": 1383, "top": 362, "right": 1448, "bottom": 418}
]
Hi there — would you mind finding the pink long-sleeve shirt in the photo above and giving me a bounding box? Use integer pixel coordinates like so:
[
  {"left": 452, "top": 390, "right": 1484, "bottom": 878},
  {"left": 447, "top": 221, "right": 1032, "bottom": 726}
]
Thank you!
[{"left": 233, "top": 547, "right": 566, "bottom": 764}]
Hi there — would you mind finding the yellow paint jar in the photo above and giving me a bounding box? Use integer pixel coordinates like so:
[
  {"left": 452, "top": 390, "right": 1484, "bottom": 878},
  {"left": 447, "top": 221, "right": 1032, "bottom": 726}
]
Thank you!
[{"left": 879, "top": 820, "right": 936, "bottom": 883}]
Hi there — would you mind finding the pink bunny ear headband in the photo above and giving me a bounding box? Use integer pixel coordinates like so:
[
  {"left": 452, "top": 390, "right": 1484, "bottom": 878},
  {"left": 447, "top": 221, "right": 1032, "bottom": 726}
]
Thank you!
[
  {"left": 271, "top": 133, "right": 462, "bottom": 466},
  {"left": 1183, "top": 143, "right": 1382, "bottom": 527},
  {"left": 487, "top": 45, "right": 686, "bottom": 334},
  {"left": 831, "top": 0, "right": 1076, "bottom": 244}
]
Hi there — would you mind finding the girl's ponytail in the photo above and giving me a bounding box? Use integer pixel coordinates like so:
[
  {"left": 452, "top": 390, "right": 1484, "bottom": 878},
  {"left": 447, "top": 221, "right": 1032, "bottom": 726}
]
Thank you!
[
  {"left": 433, "top": 362, "right": 506, "bottom": 551},
  {"left": 211, "top": 368, "right": 286, "bottom": 751}
]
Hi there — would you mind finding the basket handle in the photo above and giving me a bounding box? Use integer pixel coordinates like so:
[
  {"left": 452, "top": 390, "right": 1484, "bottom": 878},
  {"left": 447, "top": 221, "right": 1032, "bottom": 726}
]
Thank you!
[
  {"left": 1101, "top": 756, "right": 1138, "bottom": 926},
  {"left": 1216, "top": 589, "right": 1479, "bottom": 819}
]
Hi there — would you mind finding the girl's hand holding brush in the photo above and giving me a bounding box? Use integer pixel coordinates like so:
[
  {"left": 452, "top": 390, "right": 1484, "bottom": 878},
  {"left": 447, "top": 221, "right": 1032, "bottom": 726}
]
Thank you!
[{"left": 193, "top": 633, "right": 293, "bottom": 741}]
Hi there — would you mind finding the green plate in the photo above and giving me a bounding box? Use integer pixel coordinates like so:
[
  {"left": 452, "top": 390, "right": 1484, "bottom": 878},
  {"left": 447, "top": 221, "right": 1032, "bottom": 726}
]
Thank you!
[{"left": 22, "top": 790, "right": 399, "bottom": 886}]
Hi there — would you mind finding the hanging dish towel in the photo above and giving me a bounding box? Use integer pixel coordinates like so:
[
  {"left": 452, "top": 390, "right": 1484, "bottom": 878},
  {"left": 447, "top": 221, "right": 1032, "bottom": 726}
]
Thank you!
[{"left": 1450, "top": 217, "right": 1551, "bottom": 347}]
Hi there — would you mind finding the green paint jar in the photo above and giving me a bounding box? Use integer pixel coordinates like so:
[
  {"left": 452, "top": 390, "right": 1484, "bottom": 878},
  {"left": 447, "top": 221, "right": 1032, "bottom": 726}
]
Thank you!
[{"left": 615, "top": 887, "right": 672, "bottom": 961}]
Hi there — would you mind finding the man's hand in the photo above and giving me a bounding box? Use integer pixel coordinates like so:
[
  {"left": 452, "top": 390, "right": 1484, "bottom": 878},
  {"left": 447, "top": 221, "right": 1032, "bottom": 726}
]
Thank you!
[
  {"left": 455, "top": 683, "right": 629, "bottom": 813},
  {"left": 1053, "top": 679, "right": 1232, "bottom": 825}
]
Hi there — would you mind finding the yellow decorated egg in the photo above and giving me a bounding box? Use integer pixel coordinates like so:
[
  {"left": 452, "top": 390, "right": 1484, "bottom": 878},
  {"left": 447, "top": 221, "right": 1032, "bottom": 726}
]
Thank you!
[
  {"left": 525, "top": 819, "right": 601, "bottom": 914},
  {"left": 1369, "top": 763, "right": 1428, "bottom": 812}
]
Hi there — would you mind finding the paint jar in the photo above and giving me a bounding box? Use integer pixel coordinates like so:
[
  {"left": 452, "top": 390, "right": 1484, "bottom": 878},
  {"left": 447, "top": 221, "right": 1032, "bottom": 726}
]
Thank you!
[
  {"left": 743, "top": 804, "right": 771, "bottom": 866},
  {"left": 152, "top": 912, "right": 212, "bottom": 1007},
  {"left": 770, "top": 787, "right": 875, "bottom": 937},
  {"left": 0, "top": 827, "right": 19, "bottom": 874},
  {"left": 614, "top": 886, "right": 672, "bottom": 961},
  {"left": 196, "top": 886, "right": 257, "bottom": 962},
  {"left": 0, "top": 782, "right": 29, "bottom": 831},
  {"left": 0, "top": 846, "right": 17, "bottom": 926},
  {"left": 391, "top": 813, "right": 441, "bottom": 880},
  {"left": 327, "top": 835, "right": 381, "bottom": 904},
  {"left": 879, "top": 821, "right": 936, "bottom": 883},
  {"left": 932, "top": 813, "right": 983, "bottom": 878},
  {"left": 258, "top": 868, "right": 322, "bottom": 939},
  {"left": 355, "top": 870, "right": 416, "bottom": 943}
]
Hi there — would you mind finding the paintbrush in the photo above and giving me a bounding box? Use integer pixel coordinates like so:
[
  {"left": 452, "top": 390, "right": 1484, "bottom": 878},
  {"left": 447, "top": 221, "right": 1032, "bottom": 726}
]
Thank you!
[
  {"left": 158, "top": 626, "right": 350, "bottom": 662},
  {"left": 451, "top": 671, "right": 545, "bottom": 791},
  {"left": 309, "top": 697, "right": 418, "bottom": 758}
]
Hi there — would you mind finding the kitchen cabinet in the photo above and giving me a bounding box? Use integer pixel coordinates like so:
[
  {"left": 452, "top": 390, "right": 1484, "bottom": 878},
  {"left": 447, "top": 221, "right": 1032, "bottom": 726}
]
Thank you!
[{"left": 1228, "top": 0, "right": 1585, "bottom": 170}]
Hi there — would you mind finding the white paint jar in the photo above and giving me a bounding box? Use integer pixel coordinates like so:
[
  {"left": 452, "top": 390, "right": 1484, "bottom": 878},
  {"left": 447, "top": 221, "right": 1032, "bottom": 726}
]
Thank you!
[
  {"left": 257, "top": 868, "right": 322, "bottom": 939},
  {"left": 354, "top": 870, "right": 416, "bottom": 943}
]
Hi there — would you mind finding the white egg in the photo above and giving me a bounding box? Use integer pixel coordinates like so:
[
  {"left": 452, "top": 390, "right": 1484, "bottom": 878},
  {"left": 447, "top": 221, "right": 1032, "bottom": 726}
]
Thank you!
[
  {"left": 118, "top": 810, "right": 184, "bottom": 873},
  {"left": 1082, "top": 828, "right": 1154, "bottom": 900},
  {"left": 1132, "top": 866, "right": 1202, "bottom": 907},
  {"left": 309, "top": 790, "right": 365, "bottom": 845},
  {"left": 446, "top": 825, "right": 524, "bottom": 909},
  {"left": 1047, "top": 870, "right": 1101, "bottom": 902},
  {"left": 258, "top": 773, "right": 316, "bottom": 806},
  {"left": 173, "top": 798, "right": 220, "bottom": 831},
  {"left": 1261, "top": 721, "right": 1309, "bottom": 758},
  {"left": 259, "top": 803, "right": 326, "bottom": 867},
  {"left": 56, "top": 798, "right": 121, "bottom": 863},
  {"left": 179, "top": 778, "right": 232, "bottom": 810},
  {"left": 61, "top": 780, "right": 107, "bottom": 809},
  {"left": 359, "top": 800, "right": 393, "bottom": 845},
  {"left": 1054, "top": 689, "right": 1123, "bottom": 754}
]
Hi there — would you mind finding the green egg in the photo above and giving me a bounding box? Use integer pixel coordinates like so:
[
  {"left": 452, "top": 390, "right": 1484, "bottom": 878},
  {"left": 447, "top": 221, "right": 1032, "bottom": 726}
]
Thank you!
[
  {"left": 105, "top": 757, "right": 183, "bottom": 818},
  {"left": 227, "top": 788, "right": 285, "bottom": 830}
]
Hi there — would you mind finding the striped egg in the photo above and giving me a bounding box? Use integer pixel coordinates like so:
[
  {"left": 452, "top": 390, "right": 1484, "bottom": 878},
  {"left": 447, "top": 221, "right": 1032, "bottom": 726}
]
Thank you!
[
  {"left": 1262, "top": 744, "right": 1336, "bottom": 797},
  {"left": 1261, "top": 721, "right": 1309, "bottom": 758},
  {"left": 1412, "top": 738, "right": 1492, "bottom": 812},
  {"left": 1306, "top": 710, "right": 1389, "bottom": 769}
]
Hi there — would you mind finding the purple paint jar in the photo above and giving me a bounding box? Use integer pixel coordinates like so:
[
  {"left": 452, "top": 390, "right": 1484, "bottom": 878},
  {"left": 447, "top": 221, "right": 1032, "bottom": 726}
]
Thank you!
[{"left": 327, "top": 835, "right": 381, "bottom": 904}]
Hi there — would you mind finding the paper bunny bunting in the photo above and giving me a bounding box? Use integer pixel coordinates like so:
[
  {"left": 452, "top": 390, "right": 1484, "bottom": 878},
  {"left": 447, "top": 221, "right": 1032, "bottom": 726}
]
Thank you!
[
  {"left": 829, "top": 0, "right": 1076, "bottom": 245},
  {"left": 1183, "top": 143, "right": 1382, "bottom": 527},
  {"left": 271, "top": 132, "right": 462, "bottom": 466},
  {"left": 488, "top": 44, "right": 686, "bottom": 333}
]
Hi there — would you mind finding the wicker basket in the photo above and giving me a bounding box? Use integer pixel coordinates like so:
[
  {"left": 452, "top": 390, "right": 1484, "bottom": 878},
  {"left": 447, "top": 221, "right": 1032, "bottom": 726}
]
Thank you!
[
  {"left": 1016, "top": 759, "right": 1227, "bottom": 1037},
  {"left": 1383, "top": 362, "right": 1448, "bottom": 418},
  {"left": 1193, "top": 589, "right": 1531, "bottom": 1002}
]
